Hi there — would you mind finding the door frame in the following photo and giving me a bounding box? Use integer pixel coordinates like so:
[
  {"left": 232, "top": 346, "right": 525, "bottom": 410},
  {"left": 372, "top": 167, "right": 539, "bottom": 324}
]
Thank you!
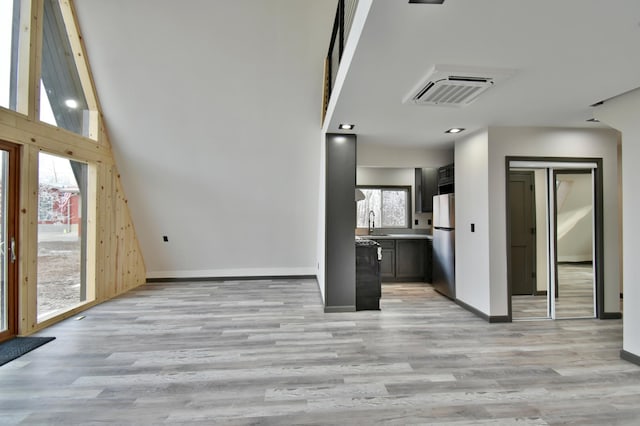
[
  {"left": 0, "top": 140, "right": 21, "bottom": 343},
  {"left": 505, "top": 156, "right": 605, "bottom": 322},
  {"left": 552, "top": 169, "right": 597, "bottom": 319}
]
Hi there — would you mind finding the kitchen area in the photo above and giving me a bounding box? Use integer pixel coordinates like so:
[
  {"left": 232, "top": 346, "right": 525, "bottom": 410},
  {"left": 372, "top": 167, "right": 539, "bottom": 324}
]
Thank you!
[{"left": 354, "top": 163, "right": 456, "bottom": 310}]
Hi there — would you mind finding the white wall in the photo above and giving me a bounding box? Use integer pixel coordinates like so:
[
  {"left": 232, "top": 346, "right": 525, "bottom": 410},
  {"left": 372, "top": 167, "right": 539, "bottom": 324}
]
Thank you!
[
  {"left": 357, "top": 167, "right": 413, "bottom": 186},
  {"left": 487, "top": 127, "right": 620, "bottom": 316},
  {"left": 454, "top": 130, "right": 491, "bottom": 314},
  {"left": 596, "top": 88, "right": 640, "bottom": 359},
  {"left": 358, "top": 144, "right": 453, "bottom": 168},
  {"left": 75, "top": 1, "right": 336, "bottom": 279},
  {"left": 618, "top": 142, "right": 623, "bottom": 295},
  {"left": 534, "top": 169, "right": 548, "bottom": 293},
  {"left": 356, "top": 167, "right": 431, "bottom": 230}
]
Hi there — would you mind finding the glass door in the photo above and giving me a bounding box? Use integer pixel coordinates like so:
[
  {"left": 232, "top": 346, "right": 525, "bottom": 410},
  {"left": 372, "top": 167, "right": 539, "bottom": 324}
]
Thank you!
[
  {"left": 509, "top": 168, "right": 550, "bottom": 320},
  {"left": 508, "top": 159, "right": 602, "bottom": 321},
  {"left": 37, "top": 152, "right": 89, "bottom": 322},
  {"left": 552, "top": 169, "right": 597, "bottom": 319},
  {"left": 0, "top": 140, "right": 19, "bottom": 343}
]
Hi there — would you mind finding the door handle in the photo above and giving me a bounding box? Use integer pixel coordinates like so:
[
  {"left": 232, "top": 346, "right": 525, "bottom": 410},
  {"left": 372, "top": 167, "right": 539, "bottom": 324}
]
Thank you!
[{"left": 10, "top": 237, "right": 16, "bottom": 263}]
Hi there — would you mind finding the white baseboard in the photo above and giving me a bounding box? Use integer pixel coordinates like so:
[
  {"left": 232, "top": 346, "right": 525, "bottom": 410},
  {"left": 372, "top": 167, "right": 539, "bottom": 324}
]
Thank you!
[
  {"left": 557, "top": 255, "right": 593, "bottom": 263},
  {"left": 146, "top": 267, "right": 316, "bottom": 280}
]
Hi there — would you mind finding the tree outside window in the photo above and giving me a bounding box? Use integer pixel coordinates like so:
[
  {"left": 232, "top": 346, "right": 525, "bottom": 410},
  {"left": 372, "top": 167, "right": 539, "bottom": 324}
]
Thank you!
[{"left": 356, "top": 187, "right": 410, "bottom": 229}]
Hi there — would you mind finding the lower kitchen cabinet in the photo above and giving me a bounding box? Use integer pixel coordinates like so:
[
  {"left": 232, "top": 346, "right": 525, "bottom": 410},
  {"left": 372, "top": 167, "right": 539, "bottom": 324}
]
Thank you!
[
  {"left": 355, "top": 241, "right": 381, "bottom": 311},
  {"left": 425, "top": 238, "right": 433, "bottom": 283},
  {"left": 370, "top": 238, "right": 431, "bottom": 282},
  {"left": 377, "top": 240, "right": 396, "bottom": 280},
  {"left": 396, "top": 240, "right": 425, "bottom": 280}
]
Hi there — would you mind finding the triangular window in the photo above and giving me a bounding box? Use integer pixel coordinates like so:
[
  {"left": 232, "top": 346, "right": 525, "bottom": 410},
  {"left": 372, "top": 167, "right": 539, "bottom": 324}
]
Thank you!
[
  {"left": 39, "top": 0, "right": 97, "bottom": 140},
  {"left": 0, "top": 0, "right": 22, "bottom": 111}
]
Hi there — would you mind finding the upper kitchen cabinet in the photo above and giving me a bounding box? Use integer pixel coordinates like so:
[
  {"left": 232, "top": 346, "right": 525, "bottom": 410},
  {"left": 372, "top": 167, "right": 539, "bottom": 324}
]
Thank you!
[
  {"left": 414, "top": 168, "right": 438, "bottom": 213},
  {"left": 438, "top": 163, "right": 455, "bottom": 194}
]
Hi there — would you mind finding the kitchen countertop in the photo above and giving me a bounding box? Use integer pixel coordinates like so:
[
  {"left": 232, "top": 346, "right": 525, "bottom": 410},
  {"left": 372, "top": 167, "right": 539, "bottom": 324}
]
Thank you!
[
  {"left": 355, "top": 238, "right": 381, "bottom": 247},
  {"left": 358, "top": 234, "right": 433, "bottom": 240}
]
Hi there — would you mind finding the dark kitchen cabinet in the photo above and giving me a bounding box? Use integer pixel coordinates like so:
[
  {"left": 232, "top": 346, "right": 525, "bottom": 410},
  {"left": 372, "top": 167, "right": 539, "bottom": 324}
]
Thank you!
[
  {"left": 369, "top": 238, "right": 429, "bottom": 282},
  {"left": 396, "top": 240, "right": 425, "bottom": 280},
  {"left": 425, "top": 238, "right": 433, "bottom": 283},
  {"left": 377, "top": 239, "right": 396, "bottom": 280},
  {"left": 356, "top": 241, "right": 381, "bottom": 310},
  {"left": 438, "top": 163, "right": 455, "bottom": 194},
  {"left": 415, "top": 168, "right": 438, "bottom": 213}
]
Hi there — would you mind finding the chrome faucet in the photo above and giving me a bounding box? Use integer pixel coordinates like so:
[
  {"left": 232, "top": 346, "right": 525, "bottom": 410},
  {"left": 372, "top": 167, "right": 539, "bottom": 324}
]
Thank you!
[{"left": 368, "top": 210, "right": 375, "bottom": 234}]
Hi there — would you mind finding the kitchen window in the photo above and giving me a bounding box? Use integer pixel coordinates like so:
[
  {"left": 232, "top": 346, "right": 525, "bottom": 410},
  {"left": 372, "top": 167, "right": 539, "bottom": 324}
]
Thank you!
[{"left": 356, "top": 186, "right": 410, "bottom": 229}]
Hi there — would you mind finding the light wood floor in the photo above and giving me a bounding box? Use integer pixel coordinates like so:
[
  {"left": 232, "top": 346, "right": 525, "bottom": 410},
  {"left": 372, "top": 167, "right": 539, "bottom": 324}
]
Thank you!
[
  {"left": 1, "top": 279, "right": 638, "bottom": 425},
  {"left": 512, "top": 263, "right": 617, "bottom": 320}
]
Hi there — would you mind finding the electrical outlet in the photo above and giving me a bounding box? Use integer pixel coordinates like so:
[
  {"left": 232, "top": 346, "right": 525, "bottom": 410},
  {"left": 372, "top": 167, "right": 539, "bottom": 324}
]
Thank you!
[
  {"left": 428, "top": 219, "right": 432, "bottom": 225},
  {"left": 414, "top": 219, "right": 419, "bottom": 225}
]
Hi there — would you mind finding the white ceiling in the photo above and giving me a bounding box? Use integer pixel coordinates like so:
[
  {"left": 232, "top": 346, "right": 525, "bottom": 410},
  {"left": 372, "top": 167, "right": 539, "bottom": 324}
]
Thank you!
[{"left": 329, "top": 0, "right": 640, "bottom": 148}]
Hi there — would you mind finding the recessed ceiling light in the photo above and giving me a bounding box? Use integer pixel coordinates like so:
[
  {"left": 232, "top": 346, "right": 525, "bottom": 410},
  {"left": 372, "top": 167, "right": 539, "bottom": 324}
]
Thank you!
[
  {"left": 64, "top": 99, "right": 78, "bottom": 109},
  {"left": 339, "top": 124, "right": 354, "bottom": 130},
  {"left": 409, "top": 0, "right": 445, "bottom": 4},
  {"left": 445, "top": 128, "right": 465, "bottom": 134}
]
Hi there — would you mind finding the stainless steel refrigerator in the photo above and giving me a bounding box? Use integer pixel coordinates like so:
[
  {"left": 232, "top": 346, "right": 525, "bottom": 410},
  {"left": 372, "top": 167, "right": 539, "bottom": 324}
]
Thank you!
[{"left": 432, "top": 193, "right": 455, "bottom": 299}]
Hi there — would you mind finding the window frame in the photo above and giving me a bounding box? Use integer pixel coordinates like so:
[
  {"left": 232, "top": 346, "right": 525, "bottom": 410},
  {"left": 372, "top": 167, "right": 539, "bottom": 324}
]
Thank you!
[
  {"left": 36, "top": 150, "right": 93, "bottom": 323},
  {"left": 1, "top": 0, "right": 21, "bottom": 112},
  {"left": 356, "top": 185, "right": 412, "bottom": 230}
]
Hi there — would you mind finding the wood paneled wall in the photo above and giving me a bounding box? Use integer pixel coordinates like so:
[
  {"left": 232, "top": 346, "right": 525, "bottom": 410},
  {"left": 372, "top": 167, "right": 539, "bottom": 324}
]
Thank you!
[
  {"left": 0, "top": 0, "right": 146, "bottom": 335},
  {"left": 0, "top": 109, "right": 146, "bottom": 334}
]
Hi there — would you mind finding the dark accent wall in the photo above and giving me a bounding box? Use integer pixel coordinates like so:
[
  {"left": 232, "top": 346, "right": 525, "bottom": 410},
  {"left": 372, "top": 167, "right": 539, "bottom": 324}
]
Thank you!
[{"left": 325, "top": 133, "right": 356, "bottom": 312}]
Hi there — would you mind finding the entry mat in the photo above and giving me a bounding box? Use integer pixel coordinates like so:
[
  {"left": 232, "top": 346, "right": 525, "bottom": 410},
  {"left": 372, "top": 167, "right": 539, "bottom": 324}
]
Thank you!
[{"left": 0, "top": 337, "right": 55, "bottom": 367}]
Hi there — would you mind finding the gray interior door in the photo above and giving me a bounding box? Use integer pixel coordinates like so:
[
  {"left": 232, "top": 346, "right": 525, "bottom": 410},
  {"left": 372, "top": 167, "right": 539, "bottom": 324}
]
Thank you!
[{"left": 509, "top": 171, "right": 537, "bottom": 296}]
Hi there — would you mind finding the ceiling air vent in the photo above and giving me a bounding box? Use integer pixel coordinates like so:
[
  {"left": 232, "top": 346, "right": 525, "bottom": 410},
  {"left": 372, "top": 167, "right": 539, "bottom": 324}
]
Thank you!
[{"left": 405, "top": 65, "right": 514, "bottom": 107}]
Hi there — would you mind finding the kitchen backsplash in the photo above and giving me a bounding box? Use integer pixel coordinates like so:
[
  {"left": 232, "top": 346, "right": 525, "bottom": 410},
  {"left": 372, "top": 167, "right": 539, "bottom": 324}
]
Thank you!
[{"left": 414, "top": 211, "right": 433, "bottom": 230}]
